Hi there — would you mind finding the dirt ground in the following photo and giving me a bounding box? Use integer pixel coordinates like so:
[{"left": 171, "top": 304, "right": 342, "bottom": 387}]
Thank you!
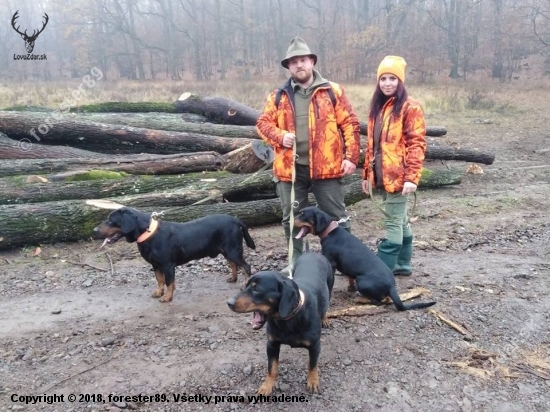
[{"left": 1, "top": 97, "right": 549, "bottom": 412}]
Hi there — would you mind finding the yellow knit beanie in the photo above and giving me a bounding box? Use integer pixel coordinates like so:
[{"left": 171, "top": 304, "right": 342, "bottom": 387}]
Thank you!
[{"left": 377, "top": 56, "right": 407, "bottom": 83}]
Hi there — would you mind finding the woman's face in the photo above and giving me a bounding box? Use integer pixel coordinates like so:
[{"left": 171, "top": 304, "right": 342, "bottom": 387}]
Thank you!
[{"left": 379, "top": 74, "right": 399, "bottom": 96}]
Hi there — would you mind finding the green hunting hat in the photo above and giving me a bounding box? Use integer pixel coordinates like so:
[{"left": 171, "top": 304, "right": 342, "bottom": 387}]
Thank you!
[{"left": 281, "top": 37, "right": 317, "bottom": 69}]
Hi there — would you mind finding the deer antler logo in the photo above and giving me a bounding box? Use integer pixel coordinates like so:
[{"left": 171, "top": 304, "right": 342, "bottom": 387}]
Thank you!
[{"left": 11, "top": 11, "right": 49, "bottom": 54}]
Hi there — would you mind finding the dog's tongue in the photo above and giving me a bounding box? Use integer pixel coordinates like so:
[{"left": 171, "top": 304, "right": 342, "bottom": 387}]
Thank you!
[
  {"left": 251, "top": 311, "right": 264, "bottom": 330},
  {"left": 295, "top": 226, "right": 310, "bottom": 239},
  {"left": 99, "top": 237, "right": 111, "bottom": 249}
]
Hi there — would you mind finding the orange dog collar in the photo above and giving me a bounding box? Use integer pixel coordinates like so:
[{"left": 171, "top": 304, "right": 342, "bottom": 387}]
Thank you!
[{"left": 136, "top": 218, "right": 159, "bottom": 243}]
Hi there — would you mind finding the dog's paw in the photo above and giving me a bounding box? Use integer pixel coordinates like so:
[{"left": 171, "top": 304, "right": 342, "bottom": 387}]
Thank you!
[
  {"left": 151, "top": 288, "right": 164, "bottom": 298},
  {"left": 347, "top": 277, "right": 357, "bottom": 292},
  {"left": 226, "top": 276, "right": 238, "bottom": 283},
  {"left": 321, "top": 315, "right": 330, "bottom": 329},
  {"left": 256, "top": 380, "right": 275, "bottom": 396},
  {"left": 159, "top": 294, "right": 173, "bottom": 303},
  {"left": 353, "top": 295, "right": 373, "bottom": 305},
  {"left": 307, "top": 369, "right": 320, "bottom": 394}
]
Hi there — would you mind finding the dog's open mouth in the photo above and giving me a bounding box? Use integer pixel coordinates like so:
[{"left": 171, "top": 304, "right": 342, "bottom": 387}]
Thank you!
[
  {"left": 99, "top": 232, "right": 124, "bottom": 249},
  {"left": 251, "top": 311, "right": 267, "bottom": 330},
  {"left": 295, "top": 226, "right": 311, "bottom": 239}
]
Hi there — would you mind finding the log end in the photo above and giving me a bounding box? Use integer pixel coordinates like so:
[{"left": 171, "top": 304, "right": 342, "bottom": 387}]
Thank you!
[
  {"left": 178, "top": 92, "right": 193, "bottom": 101},
  {"left": 86, "top": 199, "right": 126, "bottom": 209}
]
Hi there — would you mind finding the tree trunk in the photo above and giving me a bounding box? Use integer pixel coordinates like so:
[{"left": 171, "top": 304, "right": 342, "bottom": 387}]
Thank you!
[
  {"left": 0, "top": 172, "right": 225, "bottom": 205},
  {"left": 0, "top": 112, "right": 252, "bottom": 155},
  {"left": 359, "top": 122, "right": 447, "bottom": 137},
  {"left": 0, "top": 133, "right": 106, "bottom": 159},
  {"left": 0, "top": 152, "right": 224, "bottom": 177},
  {"left": 71, "top": 102, "right": 178, "bottom": 113},
  {"left": 0, "top": 166, "right": 463, "bottom": 250},
  {"left": 222, "top": 143, "right": 267, "bottom": 174},
  {"left": 75, "top": 113, "right": 259, "bottom": 138},
  {"left": 0, "top": 198, "right": 284, "bottom": 250},
  {"left": 174, "top": 93, "right": 261, "bottom": 125},
  {"left": 425, "top": 146, "right": 495, "bottom": 165}
]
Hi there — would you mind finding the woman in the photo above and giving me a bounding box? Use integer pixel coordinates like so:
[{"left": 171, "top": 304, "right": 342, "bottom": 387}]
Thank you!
[{"left": 361, "top": 56, "right": 427, "bottom": 276}]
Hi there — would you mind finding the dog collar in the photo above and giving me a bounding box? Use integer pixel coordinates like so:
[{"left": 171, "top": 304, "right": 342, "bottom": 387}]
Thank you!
[
  {"left": 136, "top": 218, "right": 159, "bottom": 243},
  {"left": 282, "top": 289, "right": 305, "bottom": 320},
  {"left": 319, "top": 221, "right": 339, "bottom": 239}
]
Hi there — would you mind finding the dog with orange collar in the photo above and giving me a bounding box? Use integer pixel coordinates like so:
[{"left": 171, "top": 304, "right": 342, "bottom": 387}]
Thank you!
[{"left": 94, "top": 207, "right": 256, "bottom": 302}]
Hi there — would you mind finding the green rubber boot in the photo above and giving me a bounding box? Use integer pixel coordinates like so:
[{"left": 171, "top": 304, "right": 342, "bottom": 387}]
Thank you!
[
  {"left": 393, "top": 236, "right": 413, "bottom": 276},
  {"left": 377, "top": 239, "right": 402, "bottom": 272}
]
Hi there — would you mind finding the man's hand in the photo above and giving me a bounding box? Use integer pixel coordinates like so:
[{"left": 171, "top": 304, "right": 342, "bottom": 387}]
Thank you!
[
  {"left": 402, "top": 181, "right": 417, "bottom": 196},
  {"left": 340, "top": 159, "right": 356, "bottom": 176},
  {"left": 282, "top": 133, "right": 295, "bottom": 148}
]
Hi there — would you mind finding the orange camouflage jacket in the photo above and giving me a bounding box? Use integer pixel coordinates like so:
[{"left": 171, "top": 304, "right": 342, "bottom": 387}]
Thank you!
[
  {"left": 256, "top": 80, "right": 360, "bottom": 182},
  {"left": 362, "top": 96, "right": 426, "bottom": 193}
]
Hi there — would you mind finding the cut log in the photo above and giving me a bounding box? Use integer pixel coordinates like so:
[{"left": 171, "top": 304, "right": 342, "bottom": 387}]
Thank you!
[
  {"left": 359, "top": 142, "right": 495, "bottom": 165},
  {"left": 0, "top": 152, "right": 225, "bottom": 177},
  {"left": 0, "top": 172, "right": 226, "bottom": 205},
  {"left": 426, "top": 146, "right": 495, "bottom": 165},
  {"left": 0, "top": 198, "right": 283, "bottom": 250},
  {"left": 76, "top": 113, "right": 258, "bottom": 138},
  {"left": 0, "top": 133, "right": 105, "bottom": 159},
  {"left": 70, "top": 102, "right": 178, "bottom": 113},
  {"left": 222, "top": 143, "right": 268, "bottom": 174},
  {"left": 359, "top": 122, "right": 447, "bottom": 137},
  {"left": 0, "top": 112, "right": 252, "bottom": 155},
  {"left": 0, "top": 168, "right": 462, "bottom": 250},
  {"left": 174, "top": 93, "right": 261, "bottom": 125}
]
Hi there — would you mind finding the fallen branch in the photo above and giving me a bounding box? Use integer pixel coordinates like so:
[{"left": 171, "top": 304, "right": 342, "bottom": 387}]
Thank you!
[
  {"left": 42, "top": 342, "right": 126, "bottom": 393},
  {"left": 327, "top": 287, "right": 430, "bottom": 318},
  {"left": 429, "top": 309, "right": 471, "bottom": 335},
  {"left": 63, "top": 260, "right": 109, "bottom": 272}
]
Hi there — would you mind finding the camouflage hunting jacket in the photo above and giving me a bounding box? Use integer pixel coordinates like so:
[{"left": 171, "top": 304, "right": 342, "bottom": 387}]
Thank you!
[{"left": 363, "top": 96, "right": 427, "bottom": 193}]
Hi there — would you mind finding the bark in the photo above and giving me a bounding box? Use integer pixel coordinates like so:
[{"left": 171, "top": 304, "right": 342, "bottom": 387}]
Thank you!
[
  {"left": 0, "top": 198, "right": 284, "bottom": 250},
  {"left": 174, "top": 93, "right": 261, "bottom": 125},
  {"left": 75, "top": 113, "right": 258, "bottom": 138},
  {"left": 0, "top": 112, "right": 252, "bottom": 155},
  {"left": 0, "top": 133, "right": 106, "bottom": 159},
  {"left": 0, "top": 172, "right": 224, "bottom": 205},
  {"left": 222, "top": 143, "right": 267, "bottom": 174},
  {"left": 425, "top": 146, "right": 495, "bottom": 165},
  {"left": 359, "top": 122, "right": 447, "bottom": 137},
  {"left": 359, "top": 143, "right": 495, "bottom": 166},
  {"left": 0, "top": 152, "right": 225, "bottom": 177},
  {"left": 0, "top": 169, "right": 461, "bottom": 250}
]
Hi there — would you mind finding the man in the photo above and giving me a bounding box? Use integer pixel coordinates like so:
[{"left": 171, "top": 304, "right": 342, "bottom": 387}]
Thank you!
[{"left": 256, "top": 36, "right": 361, "bottom": 273}]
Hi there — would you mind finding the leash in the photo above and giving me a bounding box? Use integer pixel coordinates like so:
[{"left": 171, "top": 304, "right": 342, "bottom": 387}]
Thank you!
[
  {"left": 287, "top": 141, "right": 298, "bottom": 279},
  {"left": 367, "top": 179, "right": 418, "bottom": 223}
]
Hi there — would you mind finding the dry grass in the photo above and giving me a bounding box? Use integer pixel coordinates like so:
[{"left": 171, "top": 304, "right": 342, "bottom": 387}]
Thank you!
[{"left": 1, "top": 78, "right": 546, "bottom": 123}]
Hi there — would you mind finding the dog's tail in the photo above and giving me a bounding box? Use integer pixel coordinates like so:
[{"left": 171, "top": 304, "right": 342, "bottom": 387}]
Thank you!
[
  {"left": 238, "top": 220, "right": 256, "bottom": 249},
  {"left": 389, "top": 286, "right": 436, "bottom": 311}
]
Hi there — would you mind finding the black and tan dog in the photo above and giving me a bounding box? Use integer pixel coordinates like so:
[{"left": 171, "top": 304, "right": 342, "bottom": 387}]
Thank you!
[
  {"left": 94, "top": 207, "right": 256, "bottom": 302},
  {"left": 294, "top": 206, "right": 435, "bottom": 311},
  {"left": 227, "top": 252, "right": 334, "bottom": 395}
]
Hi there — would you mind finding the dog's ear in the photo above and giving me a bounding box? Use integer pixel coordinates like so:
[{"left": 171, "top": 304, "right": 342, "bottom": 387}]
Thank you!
[
  {"left": 120, "top": 209, "right": 139, "bottom": 234},
  {"left": 314, "top": 208, "right": 332, "bottom": 235},
  {"left": 278, "top": 278, "right": 299, "bottom": 319}
]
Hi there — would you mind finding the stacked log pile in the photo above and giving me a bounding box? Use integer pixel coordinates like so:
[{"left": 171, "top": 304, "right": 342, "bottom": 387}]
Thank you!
[{"left": 0, "top": 94, "right": 495, "bottom": 250}]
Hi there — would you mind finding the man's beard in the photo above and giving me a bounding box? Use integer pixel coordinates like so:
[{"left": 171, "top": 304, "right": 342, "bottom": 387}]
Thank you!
[{"left": 292, "top": 69, "right": 313, "bottom": 84}]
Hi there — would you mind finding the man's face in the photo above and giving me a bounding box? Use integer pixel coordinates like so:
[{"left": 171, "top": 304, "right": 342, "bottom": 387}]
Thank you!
[{"left": 287, "top": 55, "right": 315, "bottom": 85}]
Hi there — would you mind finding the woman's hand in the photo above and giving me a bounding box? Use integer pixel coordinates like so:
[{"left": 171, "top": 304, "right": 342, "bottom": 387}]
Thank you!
[
  {"left": 402, "top": 182, "right": 417, "bottom": 195},
  {"left": 361, "top": 179, "right": 370, "bottom": 195}
]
